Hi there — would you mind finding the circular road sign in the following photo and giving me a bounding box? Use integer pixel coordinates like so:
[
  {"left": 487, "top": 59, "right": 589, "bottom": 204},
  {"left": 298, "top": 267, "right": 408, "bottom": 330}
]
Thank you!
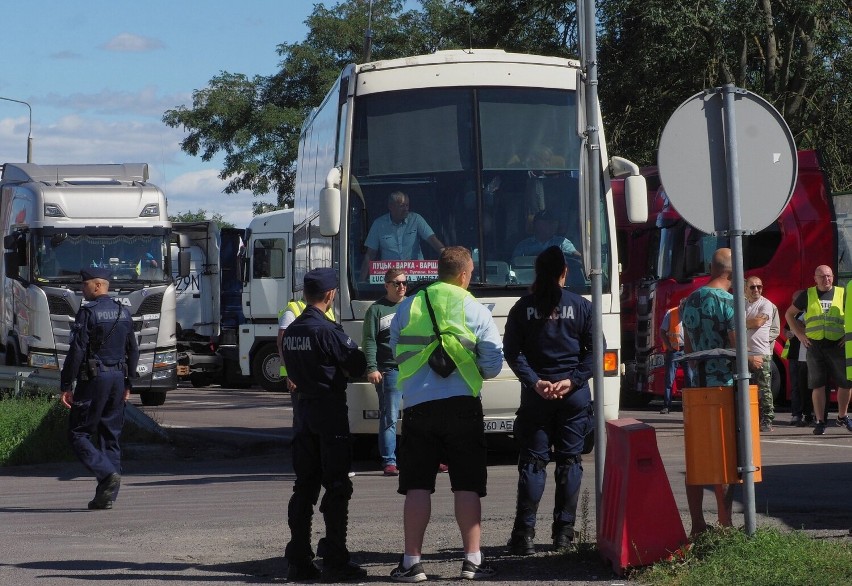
[{"left": 658, "top": 89, "right": 797, "bottom": 235}]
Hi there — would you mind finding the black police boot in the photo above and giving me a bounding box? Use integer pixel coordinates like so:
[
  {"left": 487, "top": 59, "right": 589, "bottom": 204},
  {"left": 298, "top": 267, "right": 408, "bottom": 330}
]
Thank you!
[
  {"left": 507, "top": 532, "right": 536, "bottom": 556},
  {"left": 552, "top": 525, "right": 577, "bottom": 549},
  {"left": 88, "top": 473, "right": 120, "bottom": 510},
  {"left": 320, "top": 561, "right": 367, "bottom": 583},
  {"left": 286, "top": 560, "right": 321, "bottom": 582}
]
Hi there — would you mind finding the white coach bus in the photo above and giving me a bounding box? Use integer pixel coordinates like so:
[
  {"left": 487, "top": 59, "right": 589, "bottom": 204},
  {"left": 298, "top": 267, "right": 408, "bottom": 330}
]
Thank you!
[{"left": 291, "top": 50, "right": 646, "bottom": 447}]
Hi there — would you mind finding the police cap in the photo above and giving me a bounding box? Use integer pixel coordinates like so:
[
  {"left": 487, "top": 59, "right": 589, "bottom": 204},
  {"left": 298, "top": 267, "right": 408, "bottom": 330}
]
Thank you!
[
  {"left": 304, "top": 267, "right": 337, "bottom": 296},
  {"left": 80, "top": 267, "right": 112, "bottom": 282}
]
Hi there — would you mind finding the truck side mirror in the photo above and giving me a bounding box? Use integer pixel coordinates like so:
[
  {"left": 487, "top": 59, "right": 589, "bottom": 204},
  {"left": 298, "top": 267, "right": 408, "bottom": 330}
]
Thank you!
[
  {"left": 611, "top": 156, "right": 649, "bottom": 224},
  {"left": 177, "top": 250, "right": 190, "bottom": 278},
  {"left": 4, "top": 251, "right": 20, "bottom": 279}
]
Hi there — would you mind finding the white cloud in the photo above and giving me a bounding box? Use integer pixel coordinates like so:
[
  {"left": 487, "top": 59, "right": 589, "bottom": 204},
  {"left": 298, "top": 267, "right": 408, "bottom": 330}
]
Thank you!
[
  {"left": 162, "top": 168, "right": 257, "bottom": 228},
  {"left": 101, "top": 33, "right": 165, "bottom": 53}
]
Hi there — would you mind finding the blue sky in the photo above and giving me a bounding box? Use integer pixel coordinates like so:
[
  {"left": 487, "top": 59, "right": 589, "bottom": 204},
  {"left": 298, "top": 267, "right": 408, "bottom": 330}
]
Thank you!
[{"left": 0, "top": 0, "right": 321, "bottom": 227}]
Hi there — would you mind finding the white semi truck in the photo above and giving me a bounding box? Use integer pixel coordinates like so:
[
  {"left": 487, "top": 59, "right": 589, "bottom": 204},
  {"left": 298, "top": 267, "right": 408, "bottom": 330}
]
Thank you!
[
  {"left": 0, "top": 163, "right": 186, "bottom": 405},
  {"left": 236, "top": 209, "right": 294, "bottom": 392},
  {"left": 172, "top": 220, "right": 251, "bottom": 388},
  {"left": 172, "top": 210, "right": 295, "bottom": 392}
]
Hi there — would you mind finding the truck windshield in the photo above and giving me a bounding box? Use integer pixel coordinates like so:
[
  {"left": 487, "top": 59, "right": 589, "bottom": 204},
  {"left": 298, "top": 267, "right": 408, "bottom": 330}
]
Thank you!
[
  {"left": 34, "top": 233, "right": 170, "bottom": 284},
  {"left": 348, "top": 87, "right": 610, "bottom": 299}
]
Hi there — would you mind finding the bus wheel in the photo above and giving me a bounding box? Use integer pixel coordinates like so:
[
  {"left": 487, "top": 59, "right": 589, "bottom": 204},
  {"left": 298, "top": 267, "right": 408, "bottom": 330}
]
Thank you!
[{"left": 251, "top": 345, "right": 285, "bottom": 392}]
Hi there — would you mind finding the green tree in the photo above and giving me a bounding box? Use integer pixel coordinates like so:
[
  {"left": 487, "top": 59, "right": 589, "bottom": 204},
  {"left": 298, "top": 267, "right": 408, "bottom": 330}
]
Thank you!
[
  {"left": 164, "top": 0, "right": 852, "bottom": 199},
  {"left": 169, "top": 209, "right": 234, "bottom": 229},
  {"left": 598, "top": 0, "right": 852, "bottom": 191}
]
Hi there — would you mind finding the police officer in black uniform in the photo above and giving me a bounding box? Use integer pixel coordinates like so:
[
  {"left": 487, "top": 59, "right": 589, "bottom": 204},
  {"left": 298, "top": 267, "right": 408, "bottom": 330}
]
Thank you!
[
  {"left": 282, "top": 268, "right": 368, "bottom": 582},
  {"left": 502, "top": 246, "right": 595, "bottom": 555},
  {"left": 60, "top": 267, "right": 139, "bottom": 510}
]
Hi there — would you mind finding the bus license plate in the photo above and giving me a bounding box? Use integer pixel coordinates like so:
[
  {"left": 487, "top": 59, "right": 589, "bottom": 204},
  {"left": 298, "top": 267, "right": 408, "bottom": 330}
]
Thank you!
[{"left": 483, "top": 419, "right": 514, "bottom": 433}]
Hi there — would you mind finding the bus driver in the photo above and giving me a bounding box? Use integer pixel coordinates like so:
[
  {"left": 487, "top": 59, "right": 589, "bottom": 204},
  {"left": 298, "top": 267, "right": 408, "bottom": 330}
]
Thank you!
[{"left": 361, "top": 191, "right": 444, "bottom": 281}]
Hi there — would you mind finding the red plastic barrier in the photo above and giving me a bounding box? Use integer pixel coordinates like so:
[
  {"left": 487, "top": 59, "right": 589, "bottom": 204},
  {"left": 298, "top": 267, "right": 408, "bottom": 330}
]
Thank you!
[{"left": 598, "top": 418, "right": 687, "bottom": 575}]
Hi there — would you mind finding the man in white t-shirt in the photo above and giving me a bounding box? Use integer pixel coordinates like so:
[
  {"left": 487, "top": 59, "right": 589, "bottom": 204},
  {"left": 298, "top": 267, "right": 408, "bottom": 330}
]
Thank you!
[{"left": 745, "top": 276, "right": 778, "bottom": 431}]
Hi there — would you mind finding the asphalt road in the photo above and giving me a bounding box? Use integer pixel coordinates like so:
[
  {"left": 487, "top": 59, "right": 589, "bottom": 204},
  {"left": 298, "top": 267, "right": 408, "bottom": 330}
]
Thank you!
[{"left": 1, "top": 386, "right": 850, "bottom": 585}]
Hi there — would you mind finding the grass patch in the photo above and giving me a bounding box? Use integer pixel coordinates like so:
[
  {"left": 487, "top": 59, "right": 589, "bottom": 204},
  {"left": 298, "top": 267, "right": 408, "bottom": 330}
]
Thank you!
[
  {"left": 633, "top": 526, "right": 852, "bottom": 586},
  {"left": 1, "top": 392, "right": 167, "bottom": 466}
]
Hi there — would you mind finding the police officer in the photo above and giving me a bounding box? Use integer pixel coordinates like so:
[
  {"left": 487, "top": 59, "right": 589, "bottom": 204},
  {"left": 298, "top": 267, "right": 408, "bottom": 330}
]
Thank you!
[
  {"left": 281, "top": 268, "right": 368, "bottom": 582},
  {"left": 277, "top": 297, "right": 335, "bottom": 379},
  {"left": 60, "top": 267, "right": 139, "bottom": 510},
  {"left": 502, "top": 246, "right": 595, "bottom": 555}
]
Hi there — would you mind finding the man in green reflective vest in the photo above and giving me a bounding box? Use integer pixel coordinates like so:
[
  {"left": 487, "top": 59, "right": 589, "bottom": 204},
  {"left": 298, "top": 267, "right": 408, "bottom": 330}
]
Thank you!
[
  {"left": 388, "top": 246, "right": 503, "bottom": 582},
  {"left": 277, "top": 298, "right": 336, "bottom": 379},
  {"left": 785, "top": 265, "right": 852, "bottom": 435}
]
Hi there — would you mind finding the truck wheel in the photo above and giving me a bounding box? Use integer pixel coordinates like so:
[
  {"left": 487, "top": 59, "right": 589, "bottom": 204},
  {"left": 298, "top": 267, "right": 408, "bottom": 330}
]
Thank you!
[
  {"left": 251, "top": 345, "right": 285, "bottom": 392},
  {"left": 140, "top": 391, "right": 167, "bottom": 406},
  {"left": 190, "top": 373, "right": 212, "bottom": 388}
]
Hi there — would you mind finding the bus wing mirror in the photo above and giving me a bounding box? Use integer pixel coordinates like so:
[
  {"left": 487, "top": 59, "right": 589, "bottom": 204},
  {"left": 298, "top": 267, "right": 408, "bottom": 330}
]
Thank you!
[
  {"left": 611, "top": 156, "right": 648, "bottom": 224},
  {"left": 320, "top": 167, "right": 342, "bottom": 237}
]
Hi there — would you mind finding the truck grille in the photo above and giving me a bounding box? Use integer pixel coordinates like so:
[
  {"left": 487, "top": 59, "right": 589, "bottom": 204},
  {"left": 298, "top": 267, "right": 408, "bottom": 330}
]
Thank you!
[
  {"left": 47, "top": 294, "right": 76, "bottom": 317},
  {"left": 135, "top": 293, "right": 163, "bottom": 315}
]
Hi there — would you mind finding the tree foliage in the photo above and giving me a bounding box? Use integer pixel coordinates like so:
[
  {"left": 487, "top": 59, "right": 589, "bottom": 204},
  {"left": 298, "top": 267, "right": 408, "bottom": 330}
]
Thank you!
[
  {"left": 169, "top": 209, "right": 234, "bottom": 229},
  {"left": 164, "top": 0, "right": 852, "bottom": 208},
  {"left": 598, "top": 0, "right": 852, "bottom": 191}
]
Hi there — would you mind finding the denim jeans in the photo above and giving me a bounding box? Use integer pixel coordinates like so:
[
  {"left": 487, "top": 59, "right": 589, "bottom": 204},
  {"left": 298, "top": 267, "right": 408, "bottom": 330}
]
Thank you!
[{"left": 375, "top": 368, "right": 401, "bottom": 466}]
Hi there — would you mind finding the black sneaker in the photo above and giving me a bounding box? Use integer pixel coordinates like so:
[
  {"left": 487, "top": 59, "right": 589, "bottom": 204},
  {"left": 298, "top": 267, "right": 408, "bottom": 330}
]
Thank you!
[
  {"left": 507, "top": 534, "right": 535, "bottom": 556},
  {"left": 790, "top": 415, "right": 803, "bottom": 426},
  {"left": 390, "top": 560, "right": 427, "bottom": 582},
  {"left": 813, "top": 421, "right": 827, "bottom": 435},
  {"left": 837, "top": 416, "right": 852, "bottom": 432},
  {"left": 287, "top": 560, "right": 321, "bottom": 582},
  {"left": 659, "top": 407, "right": 670, "bottom": 414},
  {"left": 460, "top": 557, "right": 496, "bottom": 580},
  {"left": 320, "top": 561, "right": 367, "bottom": 583}
]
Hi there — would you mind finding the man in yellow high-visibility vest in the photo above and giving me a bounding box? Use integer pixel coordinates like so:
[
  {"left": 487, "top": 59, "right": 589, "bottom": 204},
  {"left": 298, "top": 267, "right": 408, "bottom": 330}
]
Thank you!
[
  {"left": 388, "top": 246, "right": 503, "bottom": 581},
  {"left": 785, "top": 265, "right": 852, "bottom": 435}
]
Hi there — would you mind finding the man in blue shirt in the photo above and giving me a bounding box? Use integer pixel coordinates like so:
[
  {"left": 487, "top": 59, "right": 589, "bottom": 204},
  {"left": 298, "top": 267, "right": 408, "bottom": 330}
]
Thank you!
[
  {"left": 512, "top": 209, "right": 580, "bottom": 262},
  {"left": 361, "top": 191, "right": 444, "bottom": 281}
]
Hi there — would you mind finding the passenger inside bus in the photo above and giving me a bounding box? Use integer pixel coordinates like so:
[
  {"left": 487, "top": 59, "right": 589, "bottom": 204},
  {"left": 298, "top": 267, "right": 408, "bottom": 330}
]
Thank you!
[{"left": 512, "top": 209, "right": 581, "bottom": 261}]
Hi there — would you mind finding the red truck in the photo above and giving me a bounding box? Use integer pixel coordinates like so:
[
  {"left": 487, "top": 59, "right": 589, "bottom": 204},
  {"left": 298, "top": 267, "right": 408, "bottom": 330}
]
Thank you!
[{"left": 616, "top": 150, "right": 852, "bottom": 406}]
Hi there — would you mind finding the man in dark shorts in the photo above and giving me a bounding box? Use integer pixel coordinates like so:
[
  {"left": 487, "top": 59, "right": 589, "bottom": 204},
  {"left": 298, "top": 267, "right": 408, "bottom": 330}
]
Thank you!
[
  {"left": 785, "top": 265, "right": 852, "bottom": 436},
  {"left": 389, "top": 246, "right": 503, "bottom": 581}
]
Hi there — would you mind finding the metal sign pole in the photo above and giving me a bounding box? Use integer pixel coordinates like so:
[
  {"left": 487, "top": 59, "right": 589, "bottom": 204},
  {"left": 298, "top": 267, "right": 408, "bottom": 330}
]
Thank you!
[
  {"left": 580, "top": 0, "right": 606, "bottom": 527},
  {"left": 720, "top": 84, "right": 757, "bottom": 536}
]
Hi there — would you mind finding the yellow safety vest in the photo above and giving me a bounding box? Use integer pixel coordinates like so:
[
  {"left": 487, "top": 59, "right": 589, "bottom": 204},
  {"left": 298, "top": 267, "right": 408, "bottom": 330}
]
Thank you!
[
  {"left": 278, "top": 299, "right": 335, "bottom": 376},
  {"left": 803, "top": 286, "right": 844, "bottom": 341},
  {"left": 845, "top": 282, "right": 852, "bottom": 380},
  {"left": 394, "top": 281, "right": 483, "bottom": 396}
]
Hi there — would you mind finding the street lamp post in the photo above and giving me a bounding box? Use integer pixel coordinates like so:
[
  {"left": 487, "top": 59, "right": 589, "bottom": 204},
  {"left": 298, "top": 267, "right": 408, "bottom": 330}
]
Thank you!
[{"left": 0, "top": 96, "right": 33, "bottom": 163}]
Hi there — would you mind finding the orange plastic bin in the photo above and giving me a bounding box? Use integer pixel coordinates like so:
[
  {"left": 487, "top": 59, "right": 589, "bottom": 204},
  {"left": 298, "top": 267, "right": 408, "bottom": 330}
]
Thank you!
[{"left": 682, "top": 385, "right": 762, "bottom": 485}]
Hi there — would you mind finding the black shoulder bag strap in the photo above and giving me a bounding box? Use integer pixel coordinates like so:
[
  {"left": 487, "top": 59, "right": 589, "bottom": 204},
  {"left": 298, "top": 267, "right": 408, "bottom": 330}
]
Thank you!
[{"left": 423, "top": 289, "right": 457, "bottom": 377}]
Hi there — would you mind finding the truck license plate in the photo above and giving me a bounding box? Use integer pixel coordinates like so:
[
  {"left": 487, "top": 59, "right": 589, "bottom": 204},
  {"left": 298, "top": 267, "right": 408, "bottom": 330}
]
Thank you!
[{"left": 483, "top": 419, "right": 514, "bottom": 433}]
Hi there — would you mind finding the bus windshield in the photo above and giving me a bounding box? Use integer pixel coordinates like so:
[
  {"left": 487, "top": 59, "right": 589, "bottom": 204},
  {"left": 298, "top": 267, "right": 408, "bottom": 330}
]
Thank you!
[
  {"left": 33, "top": 232, "right": 170, "bottom": 284},
  {"left": 348, "top": 87, "right": 610, "bottom": 299}
]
